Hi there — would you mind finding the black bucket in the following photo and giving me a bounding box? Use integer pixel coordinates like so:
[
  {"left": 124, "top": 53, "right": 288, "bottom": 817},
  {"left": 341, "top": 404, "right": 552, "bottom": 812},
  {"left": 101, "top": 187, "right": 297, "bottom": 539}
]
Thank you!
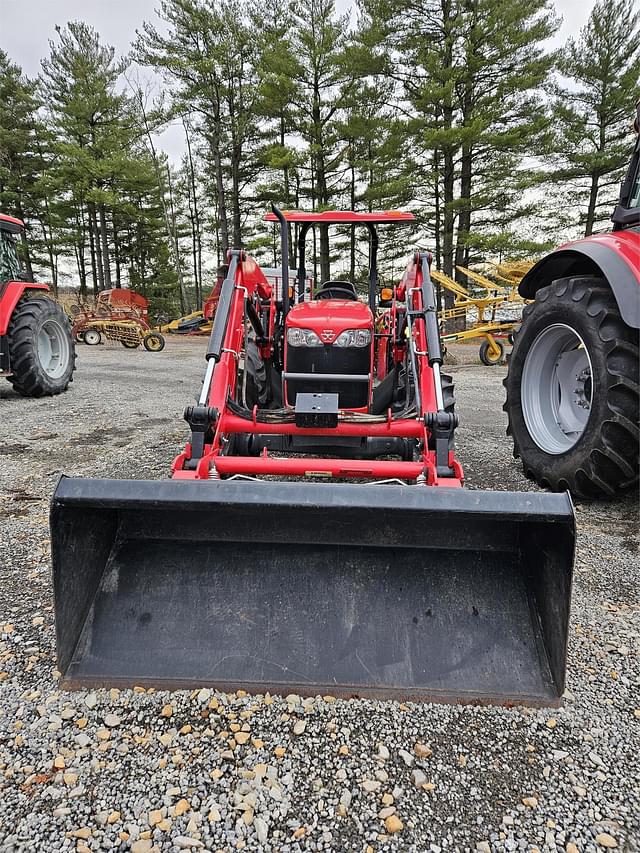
[{"left": 50, "top": 477, "right": 574, "bottom": 705}]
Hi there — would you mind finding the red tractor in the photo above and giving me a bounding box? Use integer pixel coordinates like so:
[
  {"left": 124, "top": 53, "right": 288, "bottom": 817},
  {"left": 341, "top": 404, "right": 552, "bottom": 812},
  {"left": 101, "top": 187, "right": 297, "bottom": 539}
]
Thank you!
[
  {"left": 504, "top": 112, "right": 640, "bottom": 498},
  {"left": 0, "top": 214, "right": 75, "bottom": 396},
  {"left": 51, "top": 206, "right": 575, "bottom": 706}
]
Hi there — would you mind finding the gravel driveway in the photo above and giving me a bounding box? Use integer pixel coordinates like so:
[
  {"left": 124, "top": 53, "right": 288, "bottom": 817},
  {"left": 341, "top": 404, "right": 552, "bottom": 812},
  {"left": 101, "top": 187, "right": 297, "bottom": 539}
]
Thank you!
[{"left": 0, "top": 339, "right": 638, "bottom": 853}]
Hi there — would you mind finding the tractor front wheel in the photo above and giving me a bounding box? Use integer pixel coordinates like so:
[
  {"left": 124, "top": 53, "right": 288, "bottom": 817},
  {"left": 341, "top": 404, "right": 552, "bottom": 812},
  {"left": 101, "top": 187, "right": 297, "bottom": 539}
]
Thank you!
[
  {"left": 6, "top": 296, "right": 76, "bottom": 397},
  {"left": 504, "top": 275, "right": 639, "bottom": 498}
]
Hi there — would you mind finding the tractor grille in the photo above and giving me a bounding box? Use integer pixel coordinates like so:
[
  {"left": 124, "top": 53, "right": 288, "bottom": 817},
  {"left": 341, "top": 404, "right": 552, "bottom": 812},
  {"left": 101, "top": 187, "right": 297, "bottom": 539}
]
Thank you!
[{"left": 286, "top": 345, "right": 369, "bottom": 408}]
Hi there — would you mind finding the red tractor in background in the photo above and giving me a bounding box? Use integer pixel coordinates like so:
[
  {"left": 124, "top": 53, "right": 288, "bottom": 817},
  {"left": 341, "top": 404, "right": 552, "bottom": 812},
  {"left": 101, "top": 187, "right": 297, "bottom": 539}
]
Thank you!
[
  {"left": 504, "top": 110, "right": 640, "bottom": 499},
  {"left": 0, "top": 213, "right": 75, "bottom": 396}
]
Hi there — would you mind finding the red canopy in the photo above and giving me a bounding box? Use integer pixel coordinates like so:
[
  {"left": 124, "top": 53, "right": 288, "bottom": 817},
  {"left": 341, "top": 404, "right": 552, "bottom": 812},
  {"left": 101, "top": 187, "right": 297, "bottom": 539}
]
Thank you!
[{"left": 264, "top": 210, "right": 415, "bottom": 224}]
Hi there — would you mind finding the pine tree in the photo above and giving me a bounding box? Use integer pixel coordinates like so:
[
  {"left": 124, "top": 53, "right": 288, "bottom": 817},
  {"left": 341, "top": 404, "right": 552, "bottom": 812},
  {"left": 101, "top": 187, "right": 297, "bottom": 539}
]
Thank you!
[
  {"left": 285, "top": 0, "right": 353, "bottom": 282},
  {"left": 358, "top": 0, "right": 558, "bottom": 275},
  {"left": 553, "top": 0, "right": 640, "bottom": 235},
  {"left": 137, "top": 0, "right": 263, "bottom": 254},
  {"left": 0, "top": 50, "right": 63, "bottom": 288},
  {"left": 40, "top": 22, "right": 131, "bottom": 293}
]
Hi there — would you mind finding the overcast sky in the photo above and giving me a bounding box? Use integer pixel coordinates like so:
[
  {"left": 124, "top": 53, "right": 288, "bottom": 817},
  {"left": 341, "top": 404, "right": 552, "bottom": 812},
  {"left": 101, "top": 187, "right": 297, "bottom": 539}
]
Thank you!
[{"left": 0, "top": 0, "right": 596, "bottom": 162}]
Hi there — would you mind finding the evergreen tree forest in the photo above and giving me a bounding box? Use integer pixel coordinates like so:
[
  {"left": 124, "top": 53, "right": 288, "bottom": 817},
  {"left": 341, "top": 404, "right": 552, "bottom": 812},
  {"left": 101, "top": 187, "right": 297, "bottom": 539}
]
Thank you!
[{"left": 0, "top": 0, "right": 638, "bottom": 311}]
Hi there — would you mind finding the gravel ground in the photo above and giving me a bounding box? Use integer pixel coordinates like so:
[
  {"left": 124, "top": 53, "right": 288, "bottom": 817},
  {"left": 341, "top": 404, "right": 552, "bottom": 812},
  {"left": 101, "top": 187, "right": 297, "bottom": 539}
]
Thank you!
[{"left": 0, "top": 338, "right": 638, "bottom": 853}]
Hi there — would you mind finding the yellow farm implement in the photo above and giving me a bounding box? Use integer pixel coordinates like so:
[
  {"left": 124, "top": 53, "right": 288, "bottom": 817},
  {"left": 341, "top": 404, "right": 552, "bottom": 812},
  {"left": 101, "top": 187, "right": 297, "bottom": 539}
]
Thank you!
[
  {"left": 432, "top": 263, "right": 533, "bottom": 365},
  {"left": 77, "top": 319, "right": 166, "bottom": 352}
]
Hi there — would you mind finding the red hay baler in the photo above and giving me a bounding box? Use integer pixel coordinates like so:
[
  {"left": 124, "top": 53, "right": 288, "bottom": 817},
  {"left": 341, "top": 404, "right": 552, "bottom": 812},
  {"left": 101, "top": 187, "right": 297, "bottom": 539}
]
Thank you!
[{"left": 51, "top": 207, "right": 575, "bottom": 705}]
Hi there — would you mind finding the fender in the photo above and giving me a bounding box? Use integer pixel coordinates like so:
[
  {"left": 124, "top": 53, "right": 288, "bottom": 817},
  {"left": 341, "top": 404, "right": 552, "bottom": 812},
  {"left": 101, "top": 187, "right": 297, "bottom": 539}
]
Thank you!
[
  {"left": 0, "top": 281, "right": 50, "bottom": 335},
  {"left": 519, "top": 231, "right": 640, "bottom": 329}
]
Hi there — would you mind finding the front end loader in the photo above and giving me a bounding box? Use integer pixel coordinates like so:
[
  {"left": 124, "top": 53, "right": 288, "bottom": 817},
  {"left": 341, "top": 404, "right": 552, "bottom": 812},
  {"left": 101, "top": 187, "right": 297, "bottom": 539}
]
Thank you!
[{"left": 51, "top": 208, "right": 575, "bottom": 705}]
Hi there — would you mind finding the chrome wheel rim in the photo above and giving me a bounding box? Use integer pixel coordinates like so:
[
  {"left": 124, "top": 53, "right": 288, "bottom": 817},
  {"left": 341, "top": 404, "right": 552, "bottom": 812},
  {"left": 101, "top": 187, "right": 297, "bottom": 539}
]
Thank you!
[
  {"left": 37, "top": 318, "right": 69, "bottom": 379},
  {"left": 521, "top": 323, "right": 593, "bottom": 455}
]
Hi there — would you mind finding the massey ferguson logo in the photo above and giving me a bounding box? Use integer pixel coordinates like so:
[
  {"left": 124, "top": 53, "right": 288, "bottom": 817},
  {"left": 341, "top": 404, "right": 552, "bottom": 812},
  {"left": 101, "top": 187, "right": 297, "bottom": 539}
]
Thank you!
[{"left": 321, "top": 330, "right": 334, "bottom": 342}]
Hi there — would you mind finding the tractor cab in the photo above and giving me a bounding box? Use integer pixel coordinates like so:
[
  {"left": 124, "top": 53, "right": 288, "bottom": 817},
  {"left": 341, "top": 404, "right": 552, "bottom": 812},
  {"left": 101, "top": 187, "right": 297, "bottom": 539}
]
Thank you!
[
  {"left": 0, "top": 214, "right": 25, "bottom": 286},
  {"left": 264, "top": 210, "right": 414, "bottom": 410},
  {"left": 612, "top": 101, "right": 640, "bottom": 230}
]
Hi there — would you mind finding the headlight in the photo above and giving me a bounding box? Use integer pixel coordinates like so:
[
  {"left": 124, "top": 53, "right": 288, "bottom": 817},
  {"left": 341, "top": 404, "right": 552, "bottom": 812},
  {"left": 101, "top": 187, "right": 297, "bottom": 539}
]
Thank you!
[
  {"left": 286, "top": 327, "right": 323, "bottom": 347},
  {"left": 334, "top": 328, "right": 371, "bottom": 347}
]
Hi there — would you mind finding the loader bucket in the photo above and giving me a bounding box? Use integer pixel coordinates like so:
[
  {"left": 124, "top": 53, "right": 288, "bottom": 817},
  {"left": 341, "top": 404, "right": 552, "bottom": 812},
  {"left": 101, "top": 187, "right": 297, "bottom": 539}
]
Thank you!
[{"left": 51, "top": 478, "right": 574, "bottom": 705}]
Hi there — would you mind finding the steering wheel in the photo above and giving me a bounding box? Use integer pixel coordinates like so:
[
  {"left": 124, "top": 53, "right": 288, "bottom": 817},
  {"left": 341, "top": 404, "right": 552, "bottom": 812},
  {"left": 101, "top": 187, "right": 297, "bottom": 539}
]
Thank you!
[{"left": 316, "top": 286, "right": 358, "bottom": 301}]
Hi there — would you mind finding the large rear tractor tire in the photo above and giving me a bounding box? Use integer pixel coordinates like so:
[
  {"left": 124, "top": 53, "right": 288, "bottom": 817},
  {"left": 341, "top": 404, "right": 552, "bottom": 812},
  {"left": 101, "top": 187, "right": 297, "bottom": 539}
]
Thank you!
[
  {"left": 7, "top": 296, "right": 76, "bottom": 397},
  {"left": 504, "top": 276, "right": 639, "bottom": 498}
]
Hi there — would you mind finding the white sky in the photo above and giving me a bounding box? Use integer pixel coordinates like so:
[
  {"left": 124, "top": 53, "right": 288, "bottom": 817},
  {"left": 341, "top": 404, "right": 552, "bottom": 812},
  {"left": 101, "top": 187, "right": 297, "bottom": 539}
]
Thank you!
[{"left": 0, "top": 0, "right": 596, "bottom": 163}]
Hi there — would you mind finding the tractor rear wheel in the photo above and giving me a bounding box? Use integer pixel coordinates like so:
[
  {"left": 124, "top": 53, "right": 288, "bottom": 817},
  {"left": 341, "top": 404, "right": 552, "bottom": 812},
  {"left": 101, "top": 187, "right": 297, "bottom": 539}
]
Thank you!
[
  {"left": 6, "top": 296, "right": 75, "bottom": 397},
  {"left": 504, "top": 275, "right": 639, "bottom": 498}
]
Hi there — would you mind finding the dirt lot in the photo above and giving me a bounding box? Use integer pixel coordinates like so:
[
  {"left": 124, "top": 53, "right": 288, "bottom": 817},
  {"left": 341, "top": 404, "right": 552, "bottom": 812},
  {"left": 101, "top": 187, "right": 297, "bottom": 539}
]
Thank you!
[{"left": 0, "top": 337, "right": 638, "bottom": 852}]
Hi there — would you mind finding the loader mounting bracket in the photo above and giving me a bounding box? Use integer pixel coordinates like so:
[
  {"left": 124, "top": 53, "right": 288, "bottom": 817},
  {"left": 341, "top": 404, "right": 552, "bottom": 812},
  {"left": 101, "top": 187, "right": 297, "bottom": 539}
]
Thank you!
[
  {"left": 183, "top": 405, "right": 219, "bottom": 468},
  {"left": 295, "top": 392, "right": 339, "bottom": 428},
  {"left": 425, "top": 411, "right": 458, "bottom": 477}
]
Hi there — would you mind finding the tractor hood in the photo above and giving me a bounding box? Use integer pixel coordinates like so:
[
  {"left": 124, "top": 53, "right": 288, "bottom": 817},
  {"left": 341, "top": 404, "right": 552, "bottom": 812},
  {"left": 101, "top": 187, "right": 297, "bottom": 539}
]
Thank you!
[{"left": 286, "top": 299, "right": 372, "bottom": 342}]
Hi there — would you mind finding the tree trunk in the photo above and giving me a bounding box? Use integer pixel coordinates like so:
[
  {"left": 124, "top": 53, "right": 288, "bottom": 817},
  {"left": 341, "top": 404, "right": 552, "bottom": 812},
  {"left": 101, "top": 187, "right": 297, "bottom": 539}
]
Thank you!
[
  {"left": 455, "top": 142, "right": 472, "bottom": 272},
  {"left": 112, "top": 214, "right": 121, "bottom": 289},
  {"left": 188, "top": 194, "right": 199, "bottom": 304},
  {"left": 231, "top": 144, "right": 242, "bottom": 249},
  {"left": 136, "top": 87, "right": 186, "bottom": 308},
  {"left": 432, "top": 149, "right": 442, "bottom": 312},
  {"left": 184, "top": 118, "right": 202, "bottom": 303},
  {"left": 18, "top": 228, "right": 34, "bottom": 282},
  {"left": 584, "top": 172, "right": 599, "bottom": 236},
  {"left": 165, "top": 164, "right": 186, "bottom": 314},
  {"left": 76, "top": 200, "right": 88, "bottom": 299},
  {"left": 74, "top": 242, "right": 87, "bottom": 299},
  {"left": 87, "top": 206, "right": 99, "bottom": 296},
  {"left": 210, "top": 119, "right": 229, "bottom": 257},
  {"left": 99, "top": 204, "right": 112, "bottom": 289},
  {"left": 441, "top": 141, "right": 455, "bottom": 280},
  {"left": 281, "top": 116, "right": 290, "bottom": 206},
  {"left": 89, "top": 203, "right": 104, "bottom": 292},
  {"left": 312, "top": 78, "right": 330, "bottom": 283},
  {"left": 440, "top": 0, "right": 456, "bottom": 291},
  {"left": 350, "top": 151, "right": 356, "bottom": 282}
]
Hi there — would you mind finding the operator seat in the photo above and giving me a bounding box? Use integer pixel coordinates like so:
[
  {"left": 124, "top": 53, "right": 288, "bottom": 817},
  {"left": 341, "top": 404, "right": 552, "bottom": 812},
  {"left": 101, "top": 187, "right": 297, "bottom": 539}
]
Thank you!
[{"left": 315, "top": 280, "right": 358, "bottom": 301}]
